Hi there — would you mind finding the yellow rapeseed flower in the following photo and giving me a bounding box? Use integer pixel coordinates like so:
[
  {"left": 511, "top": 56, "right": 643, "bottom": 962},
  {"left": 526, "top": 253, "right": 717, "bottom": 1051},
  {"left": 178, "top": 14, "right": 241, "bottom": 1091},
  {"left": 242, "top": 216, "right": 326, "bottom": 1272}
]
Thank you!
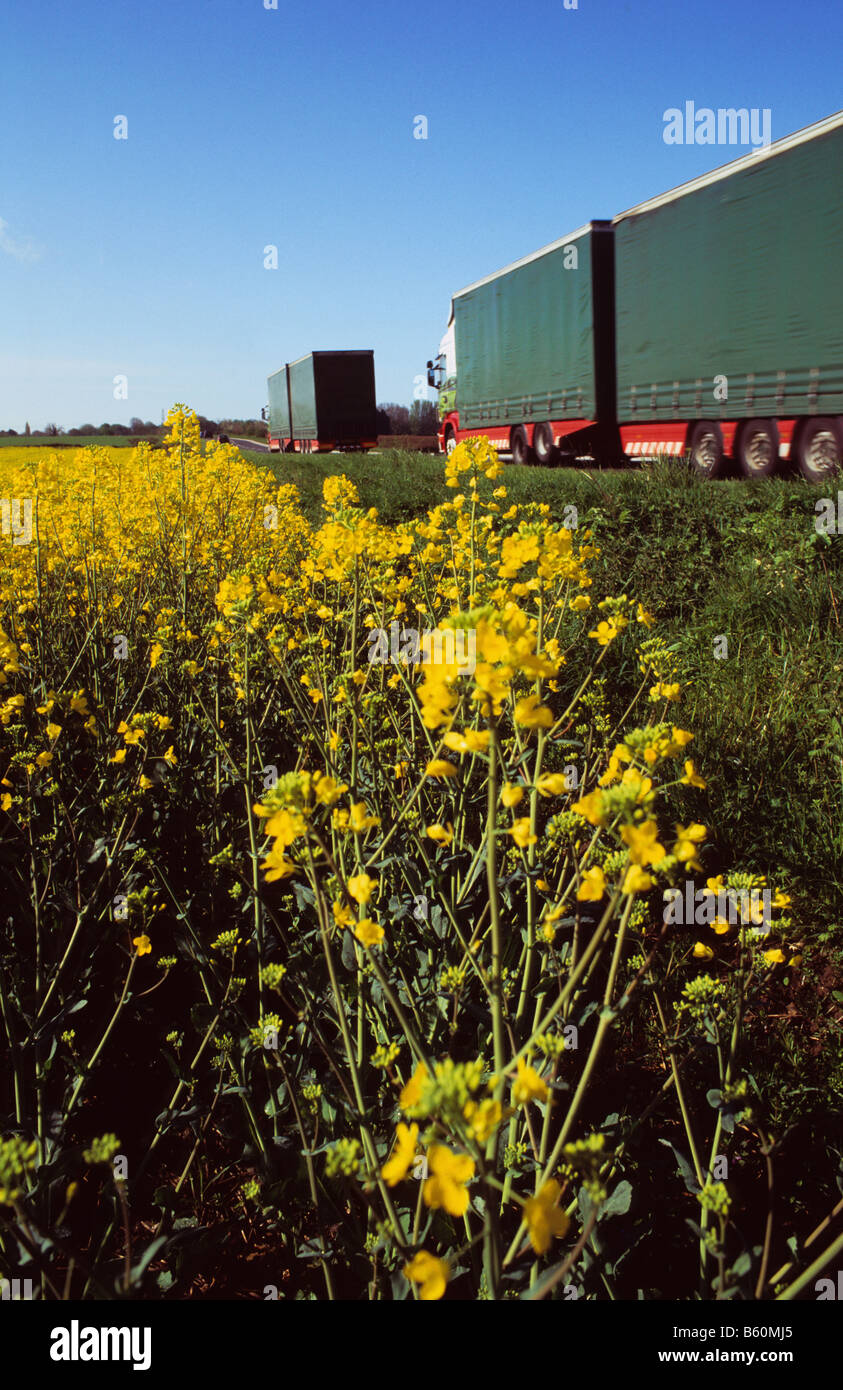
[
  {"left": 425, "top": 759, "right": 458, "bottom": 779},
  {"left": 535, "top": 773, "right": 569, "bottom": 797},
  {"left": 577, "top": 866, "right": 606, "bottom": 901},
  {"left": 622, "top": 865, "right": 653, "bottom": 894},
  {"left": 423, "top": 1145, "right": 475, "bottom": 1217},
  {"left": 512, "top": 1058, "right": 549, "bottom": 1106},
  {"left": 354, "top": 918, "right": 384, "bottom": 948},
  {"left": 347, "top": 873, "right": 377, "bottom": 905},
  {"left": 620, "top": 820, "right": 666, "bottom": 867},
  {"left": 426, "top": 822, "right": 454, "bottom": 846},
  {"left": 508, "top": 818, "right": 537, "bottom": 849},
  {"left": 680, "top": 760, "right": 706, "bottom": 789},
  {"left": 763, "top": 948, "right": 786, "bottom": 966},
  {"left": 588, "top": 620, "right": 620, "bottom": 645},
  {"left": 261, "top": 846, "right": 297, "bottom": 882},
  {"left": 524, "top": 1179, "right": 571, "bottom": 1255},
  {"left": 513, "top": 694, "right": 553, "bottom": 729},
  {"left": 382, "top": 1123, "right": 419, "bottom": 1186},
  {"left": 463, "top": 1097, "right": 503, "bottom": 1143},
  {"left": 674, "top": 822, "right": 707, "bottom": 869},
  {"left": 400, "top": 1061, "right": 429, "bottom": 1112},
  {"left": 349, "top": 801, "right": 380, "bottom": 832},
  {"left": 572, "top": 789, "right": 608, "bottom": 826},
  {"left": 403, "top": 1250, "right": 449, "bottom": 1301}
]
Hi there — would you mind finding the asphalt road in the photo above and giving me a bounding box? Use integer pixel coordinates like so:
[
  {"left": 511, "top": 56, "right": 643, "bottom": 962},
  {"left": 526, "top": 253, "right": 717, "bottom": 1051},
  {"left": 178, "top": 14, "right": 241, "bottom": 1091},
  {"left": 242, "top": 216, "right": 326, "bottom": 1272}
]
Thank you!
[{"left": 230, "top": 437, "right": 270, "bottom": 453}]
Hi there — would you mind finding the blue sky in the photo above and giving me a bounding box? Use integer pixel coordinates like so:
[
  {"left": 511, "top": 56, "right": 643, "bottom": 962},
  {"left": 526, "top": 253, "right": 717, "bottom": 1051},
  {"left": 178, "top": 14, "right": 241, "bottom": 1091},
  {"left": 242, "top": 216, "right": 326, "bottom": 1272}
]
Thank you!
[{"left": 1, "top": 0, "right": 840, "bottom": 431}]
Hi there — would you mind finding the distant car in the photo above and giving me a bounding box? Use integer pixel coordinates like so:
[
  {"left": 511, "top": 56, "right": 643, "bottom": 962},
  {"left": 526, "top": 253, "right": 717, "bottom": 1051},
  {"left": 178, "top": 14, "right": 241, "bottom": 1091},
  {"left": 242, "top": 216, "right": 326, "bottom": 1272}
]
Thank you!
[{"left": 218, "top": 434, "right": 230, "bottom": 444}]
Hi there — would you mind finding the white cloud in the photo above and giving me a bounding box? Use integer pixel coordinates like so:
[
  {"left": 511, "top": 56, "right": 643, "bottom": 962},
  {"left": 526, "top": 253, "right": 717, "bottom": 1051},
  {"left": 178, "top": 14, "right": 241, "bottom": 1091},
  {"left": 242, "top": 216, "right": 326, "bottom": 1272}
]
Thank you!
[{"left": 0, "top": 217, "right": 41, "bottom": 263}]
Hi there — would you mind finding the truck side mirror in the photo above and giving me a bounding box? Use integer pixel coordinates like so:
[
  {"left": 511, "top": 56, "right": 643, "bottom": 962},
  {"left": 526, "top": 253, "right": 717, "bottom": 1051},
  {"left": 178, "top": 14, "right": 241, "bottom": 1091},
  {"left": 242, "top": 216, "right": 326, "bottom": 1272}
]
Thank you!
[{"left": 427, "top": 369, "right": 436, "bottom": 388}]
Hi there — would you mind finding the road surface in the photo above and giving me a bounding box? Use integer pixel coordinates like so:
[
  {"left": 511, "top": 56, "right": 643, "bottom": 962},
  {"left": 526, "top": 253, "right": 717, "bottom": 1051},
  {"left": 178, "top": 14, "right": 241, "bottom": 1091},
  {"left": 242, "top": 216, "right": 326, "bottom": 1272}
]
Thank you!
[{"left": 230, "top": 437, "right": 270, "bottom": 453}]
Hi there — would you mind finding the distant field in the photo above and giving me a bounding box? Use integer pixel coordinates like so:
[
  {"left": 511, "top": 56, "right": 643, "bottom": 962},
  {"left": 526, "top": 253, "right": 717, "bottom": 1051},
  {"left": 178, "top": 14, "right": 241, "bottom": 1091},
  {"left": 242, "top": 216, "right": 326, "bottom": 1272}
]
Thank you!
[{"left": 0, "top": 435, "right": 160, "bottom": 448}]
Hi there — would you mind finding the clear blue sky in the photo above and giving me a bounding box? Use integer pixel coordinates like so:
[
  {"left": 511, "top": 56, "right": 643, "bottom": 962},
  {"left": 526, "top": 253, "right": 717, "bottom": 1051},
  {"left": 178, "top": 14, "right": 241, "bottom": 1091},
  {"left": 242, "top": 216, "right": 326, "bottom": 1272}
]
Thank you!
[{"left": 1, "top": 0, "right": 840, "bottom": 431}]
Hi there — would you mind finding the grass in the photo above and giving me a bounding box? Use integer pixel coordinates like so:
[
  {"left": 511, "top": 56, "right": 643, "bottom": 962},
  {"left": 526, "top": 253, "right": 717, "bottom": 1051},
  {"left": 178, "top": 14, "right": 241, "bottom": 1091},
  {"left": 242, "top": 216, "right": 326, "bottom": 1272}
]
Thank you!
[{"left": 251, "top": 447, "right": 843, "bottom": 932}]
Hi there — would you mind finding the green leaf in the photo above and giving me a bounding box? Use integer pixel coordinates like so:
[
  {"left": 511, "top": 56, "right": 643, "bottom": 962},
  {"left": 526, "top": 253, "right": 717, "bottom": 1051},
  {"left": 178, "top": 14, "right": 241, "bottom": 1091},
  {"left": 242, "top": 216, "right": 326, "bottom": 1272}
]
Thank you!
[
  {"left": 520, "top": 1255, "right": 572, "bottom": 1300},
  {"left": 659, "top": 1139, "right": 700, "bottom": 1194},
  {"left": 602, "top": 1180, "right": 632, "bottom": 1218},
  {"left": 127, "top": 1235, "right": 167, "bottom": 1286}
]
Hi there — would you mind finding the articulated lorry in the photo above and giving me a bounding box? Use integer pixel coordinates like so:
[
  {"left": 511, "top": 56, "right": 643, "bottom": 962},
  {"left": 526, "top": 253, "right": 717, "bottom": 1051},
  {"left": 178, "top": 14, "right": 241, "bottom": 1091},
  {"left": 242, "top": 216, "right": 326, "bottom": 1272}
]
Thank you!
[
  {"left": 267, "top": 350, "right": 377, "bottom": 454},
  {"left": 429, "top": 110, "right": 843, "bottom": 481}
]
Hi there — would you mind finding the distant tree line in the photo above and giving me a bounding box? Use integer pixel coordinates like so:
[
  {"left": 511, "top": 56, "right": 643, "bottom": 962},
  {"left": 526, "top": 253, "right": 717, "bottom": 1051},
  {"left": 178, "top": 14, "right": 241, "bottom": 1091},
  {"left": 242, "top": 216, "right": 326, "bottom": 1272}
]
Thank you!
[
  {"left": 0, "top": 404, "right": 440, "bottom": 440},
  {"left": 376, "top": 401, "right": 439, "bottom": 435},
  {"left": 0, "top": 419, "right": 161, "bottom": 437},
  {"left": 202, "top": 418, "right": 266, "bottom": 440}
]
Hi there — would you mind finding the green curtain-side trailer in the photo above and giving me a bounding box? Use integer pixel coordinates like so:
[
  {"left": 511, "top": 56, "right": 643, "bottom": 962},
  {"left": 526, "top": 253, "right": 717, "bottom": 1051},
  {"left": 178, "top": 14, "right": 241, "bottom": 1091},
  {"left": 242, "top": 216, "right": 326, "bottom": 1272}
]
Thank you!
[
  {"left": 435, "top": 109, "right": 843, "bottom": 480},
  {"left": 266, "top": 351, "right": 378, "bottom": 453},
  {"left": 267, "top": 366, "right": 291, "bottom": 442},
  {"left": 445, "top": 221, "right": 617, "bottom": 463},
  {"left": 613, "top": 110, "right": 843, "bottom": 476}
]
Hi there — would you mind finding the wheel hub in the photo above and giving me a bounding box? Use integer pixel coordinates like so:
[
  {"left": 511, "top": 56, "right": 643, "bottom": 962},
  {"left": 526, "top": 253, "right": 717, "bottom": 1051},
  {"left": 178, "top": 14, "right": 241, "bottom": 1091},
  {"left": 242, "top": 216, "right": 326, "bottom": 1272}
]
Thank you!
[
  {"left": 746, "top": 432, "right": 773, "bottom": 472},
  {"left": 694, "top": 433, "right": 719, "bottom": 472},
  {"left": 806, "top": 430, "right": 839, "bottom": 478}
]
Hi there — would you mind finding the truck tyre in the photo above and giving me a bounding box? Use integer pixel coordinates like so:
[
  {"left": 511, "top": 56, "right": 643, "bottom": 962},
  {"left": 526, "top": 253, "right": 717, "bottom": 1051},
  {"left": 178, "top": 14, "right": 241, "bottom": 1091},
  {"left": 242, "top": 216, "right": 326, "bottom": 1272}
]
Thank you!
[
  {"left": 794, "top": 417, "right": 842, "bottom": 483},
  {"left": 444, "top": 426, "right": 457, "bottom": 456},
  {"left": 735, "top": 420, "right": 780, "bottom": 478},
  {"left": 686, "top": 421, "right": 725, "bottom": 479},
  {"left": 511, "top": 426, "right": 530, "bottom": 466},
  {"left": 533, "top": 422, "right": 558, "bottom": 466}
]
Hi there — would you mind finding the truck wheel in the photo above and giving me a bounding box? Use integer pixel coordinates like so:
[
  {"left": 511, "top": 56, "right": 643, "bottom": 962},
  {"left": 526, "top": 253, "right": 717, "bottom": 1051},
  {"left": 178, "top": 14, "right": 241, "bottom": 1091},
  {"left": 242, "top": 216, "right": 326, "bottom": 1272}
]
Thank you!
[
  {"left": 794, "top": 418, "right": 842, "bottom": 483},
  {"left": 511, "top": 426, "right": 530, "bottom": 466},
  {"left": 686, "top": 421, "right": 725, "bottom": 478},
  {"left": 444, "top": 427, "right": 457, "bottom": 456},
  {"left": 533, "top": 422, "right": 558, "bottom": 466},
  {"left": 735, "top": 420, "right": 780, "bottom": 478}
]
